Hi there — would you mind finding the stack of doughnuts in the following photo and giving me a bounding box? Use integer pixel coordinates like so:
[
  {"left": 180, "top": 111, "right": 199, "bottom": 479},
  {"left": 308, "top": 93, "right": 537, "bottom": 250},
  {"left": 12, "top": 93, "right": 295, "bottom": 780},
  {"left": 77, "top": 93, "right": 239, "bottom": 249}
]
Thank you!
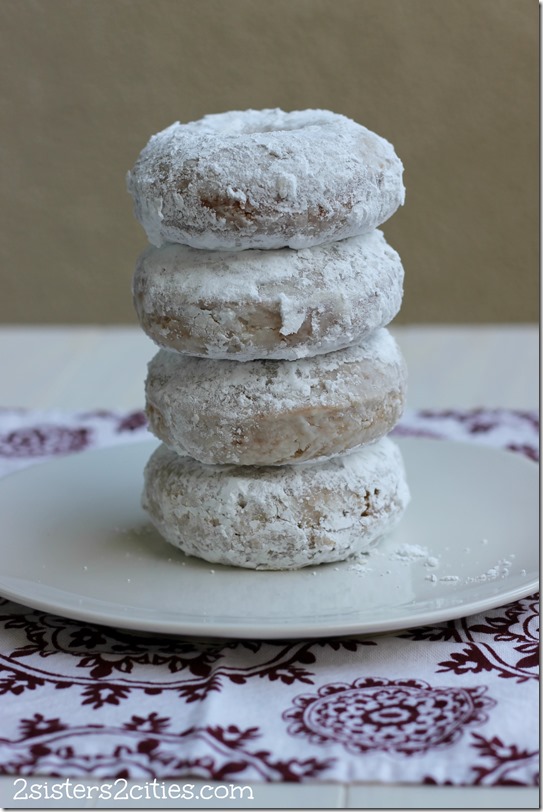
[{"left": 127, "top": 108, "right": 410, "bottom": 570}]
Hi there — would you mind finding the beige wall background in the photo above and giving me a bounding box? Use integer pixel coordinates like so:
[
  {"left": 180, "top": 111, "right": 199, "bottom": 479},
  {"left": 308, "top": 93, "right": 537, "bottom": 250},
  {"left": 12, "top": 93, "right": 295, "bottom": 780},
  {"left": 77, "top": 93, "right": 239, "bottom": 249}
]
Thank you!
[{"left": 1, "top": 0, "right": 538, "bottom": 325}]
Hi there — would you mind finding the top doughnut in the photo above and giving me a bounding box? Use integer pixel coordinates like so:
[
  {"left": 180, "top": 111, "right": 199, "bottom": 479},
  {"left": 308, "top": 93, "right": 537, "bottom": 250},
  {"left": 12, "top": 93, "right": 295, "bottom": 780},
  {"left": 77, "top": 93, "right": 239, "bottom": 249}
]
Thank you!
[{"left": 126, "top": 108, "right": 405, "bottom": 250}]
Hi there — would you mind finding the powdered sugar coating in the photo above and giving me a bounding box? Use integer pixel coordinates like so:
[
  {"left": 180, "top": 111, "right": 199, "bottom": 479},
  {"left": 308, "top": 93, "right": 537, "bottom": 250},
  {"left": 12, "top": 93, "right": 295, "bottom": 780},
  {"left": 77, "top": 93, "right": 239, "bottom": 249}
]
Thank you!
[
  {"left": 127, "top": 109, "right": 405, "bottom": 250},
  {"left": 145, "top": 328, "right": 407, "bottom": 466},
  {"left": 142, "top": 437, "right": 410, "bottom": 570},
  {"left": 133, "top": 230, "right": 404, "bottom": 361}
]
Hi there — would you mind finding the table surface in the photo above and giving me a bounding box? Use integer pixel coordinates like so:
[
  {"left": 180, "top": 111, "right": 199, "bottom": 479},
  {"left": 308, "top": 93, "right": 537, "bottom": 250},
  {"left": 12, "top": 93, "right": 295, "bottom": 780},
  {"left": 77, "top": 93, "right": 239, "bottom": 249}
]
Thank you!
[
  {"left": 1, "top": 324, "right": 538, "bottom": 412},
  {"left": 0, "top": 323, "right": 538, "bottom": 810}
]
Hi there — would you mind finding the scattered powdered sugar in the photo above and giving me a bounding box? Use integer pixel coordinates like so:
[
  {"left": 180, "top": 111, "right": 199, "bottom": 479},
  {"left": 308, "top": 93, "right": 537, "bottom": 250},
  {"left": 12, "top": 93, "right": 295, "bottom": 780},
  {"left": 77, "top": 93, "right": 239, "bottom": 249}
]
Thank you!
[
  {"left": 345, "top": 540, "right": 439, "bottom": 576},
  {"left": 366, "top": 542, "right": 440, "bottom": 570},
  {"left": 391, "top": 543, "right": 429, "bottom": 561},
  {"left": 341, "top": 537, "right": 520, "bottom": 590},
  {"left": 348, "top": 559, "right": 373, "bottom": 575},
  {"left": 465, "top": 558, "right": 515, "bottom": 583}
]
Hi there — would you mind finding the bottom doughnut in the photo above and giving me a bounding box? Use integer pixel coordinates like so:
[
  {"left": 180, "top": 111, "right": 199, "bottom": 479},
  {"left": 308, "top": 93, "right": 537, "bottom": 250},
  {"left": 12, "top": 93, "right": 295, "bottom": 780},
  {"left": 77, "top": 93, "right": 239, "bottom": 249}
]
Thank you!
[{"left": 142, "top": 437, "right": 410, "bottom": 570}]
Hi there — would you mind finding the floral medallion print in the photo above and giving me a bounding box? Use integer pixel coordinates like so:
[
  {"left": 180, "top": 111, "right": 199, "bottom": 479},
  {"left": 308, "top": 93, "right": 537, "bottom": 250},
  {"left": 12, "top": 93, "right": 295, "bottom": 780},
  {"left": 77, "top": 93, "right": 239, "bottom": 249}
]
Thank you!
[
  {"left": 0, "top": 408, "right": 537, "bottom": 784},
  {"left": 283, "top": 677, "right": 495, "bottom": 756}
]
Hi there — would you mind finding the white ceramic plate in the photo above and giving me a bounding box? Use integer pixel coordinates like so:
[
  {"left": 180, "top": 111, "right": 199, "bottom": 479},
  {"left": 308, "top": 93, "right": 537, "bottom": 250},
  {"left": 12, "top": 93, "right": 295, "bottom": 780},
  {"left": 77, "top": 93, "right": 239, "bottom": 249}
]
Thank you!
[{"left": 0, "top": 438, "right": 537, "bottom": 639}]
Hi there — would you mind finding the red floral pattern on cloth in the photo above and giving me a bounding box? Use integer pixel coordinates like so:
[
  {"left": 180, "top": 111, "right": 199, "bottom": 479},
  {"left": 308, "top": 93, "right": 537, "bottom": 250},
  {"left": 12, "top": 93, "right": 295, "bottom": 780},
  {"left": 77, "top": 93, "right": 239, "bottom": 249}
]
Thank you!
[
  {"left": 0, "top": 408, "right": 538, "bottom": 785},
  {"left": 283, "top": 677, "right": 496, "bottom": 755}
]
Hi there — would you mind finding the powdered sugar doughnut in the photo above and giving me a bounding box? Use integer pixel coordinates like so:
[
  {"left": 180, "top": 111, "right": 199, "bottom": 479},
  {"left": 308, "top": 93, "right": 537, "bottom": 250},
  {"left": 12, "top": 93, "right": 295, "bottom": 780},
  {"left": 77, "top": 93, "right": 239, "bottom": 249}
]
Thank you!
[
  {"left": 145, "top": 329, "right": 407, "bottom": 466},
  {"left": 127, "top": 108, "right": 405, "bottom": 250},
  {"left": 142, "top": 437, "right": 410, "bottom": 570},
  {"left": 133, "top": 230, "right": 404, "bottom": 361}
]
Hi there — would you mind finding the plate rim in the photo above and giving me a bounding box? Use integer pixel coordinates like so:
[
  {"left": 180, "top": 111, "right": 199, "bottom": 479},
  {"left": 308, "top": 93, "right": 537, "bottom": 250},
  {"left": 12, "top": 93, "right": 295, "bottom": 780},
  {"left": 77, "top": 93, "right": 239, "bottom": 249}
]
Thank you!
[{"left": 0, "top": 576, "right": 538, "bottom": 640}]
